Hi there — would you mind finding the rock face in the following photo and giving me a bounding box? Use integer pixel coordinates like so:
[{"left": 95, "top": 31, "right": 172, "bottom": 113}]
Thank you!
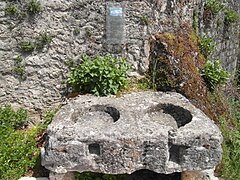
[{"left": 41, "top": 92, "right": 222, "bottom": 175}]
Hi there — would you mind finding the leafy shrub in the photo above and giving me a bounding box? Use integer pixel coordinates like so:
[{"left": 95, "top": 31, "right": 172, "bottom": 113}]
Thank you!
[
  {"left": 27, "top": 0, "right": 42, "bottom": 15},
  {"left": 205, "top": 0, "right": 224, "bottom": 15},
  {"left": 19, "top": 40, "right": 36, "bottom": 52},
  {"left": 0, "top": 106, "right": 57, "bottom": 180},
  {"left": 0, "top": 126, "right": 39, "bottom": 180},
  {"left": 0, "top": 105, "right": 27, "bottom": 129},
  {"left": 224, "top": 9, "right": 239, "bottom": 25},
  {"left": 67, "top": 55, "right": 130, "bottom": 96},
  {"left": 199, "top": 35, "right": 215, "bottom": 57},
  {"left": 0, "top": 106, "right": 38, "bottom": 180},
  {"left": 202, "top": 60, "right": 229, "bottom": 90}
]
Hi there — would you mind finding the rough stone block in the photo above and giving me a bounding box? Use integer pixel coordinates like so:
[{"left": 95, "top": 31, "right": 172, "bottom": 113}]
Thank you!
[{"left": 41, "top": 92, "right": 222, "bottom": 175}]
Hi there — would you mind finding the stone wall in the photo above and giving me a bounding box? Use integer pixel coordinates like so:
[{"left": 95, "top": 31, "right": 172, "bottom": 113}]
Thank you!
[
  {"left": 196, "top": 0, "right": 240, "bottom": 73},
  {"left": 0, "top": 0, "right": 239, "bottom": 110}
]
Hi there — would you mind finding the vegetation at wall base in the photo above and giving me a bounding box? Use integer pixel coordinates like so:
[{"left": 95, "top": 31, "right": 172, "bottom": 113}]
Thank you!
[
  {"left": 67, "top": 55, "right": 130, "bottom": 96},
  {"left": 219, "top": 98, "right": 240, "bottom": 179},
  {"left": 0, "top": 106, "right": 57, "bottom": 180}
]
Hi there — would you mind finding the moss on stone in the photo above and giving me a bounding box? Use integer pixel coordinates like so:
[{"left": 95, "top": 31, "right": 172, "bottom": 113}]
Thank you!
[{"left": 148, "top": 27, "right": 229, "bottom": 122}]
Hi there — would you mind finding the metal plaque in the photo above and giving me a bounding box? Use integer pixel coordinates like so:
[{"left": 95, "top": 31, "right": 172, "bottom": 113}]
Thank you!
[{"left": 106, "top": 3, "right": 125, "bottom": 44}]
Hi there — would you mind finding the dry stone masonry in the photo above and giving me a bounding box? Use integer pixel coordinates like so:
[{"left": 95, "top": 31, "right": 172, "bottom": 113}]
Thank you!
[
  {"left": 41, "top": 92, "right": 222, "bottom": 180},
  {"left": 0, "top": 0, "right": 239, "bottom": 110}
]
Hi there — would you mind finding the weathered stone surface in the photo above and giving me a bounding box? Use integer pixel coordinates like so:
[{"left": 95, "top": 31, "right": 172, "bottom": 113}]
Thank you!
[{"left": 41, "top": 92, "right": 222, "bottom": 175}]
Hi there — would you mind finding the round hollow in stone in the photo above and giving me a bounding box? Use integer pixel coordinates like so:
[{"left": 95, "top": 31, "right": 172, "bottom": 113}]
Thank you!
[
  {"left": 89, "top": 105, "right": 120, "bottom": 122},
  {"left": 72, "top": 105, "right": 120, "bottom": 126},
  {"left": 147, "top": 103, "right": 192, "bottom": 128}
]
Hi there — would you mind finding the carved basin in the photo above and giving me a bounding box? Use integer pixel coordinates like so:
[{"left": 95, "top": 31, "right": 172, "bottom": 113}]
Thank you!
[{"left": 41, "top": 92, "right": 222, "bottom": 176}]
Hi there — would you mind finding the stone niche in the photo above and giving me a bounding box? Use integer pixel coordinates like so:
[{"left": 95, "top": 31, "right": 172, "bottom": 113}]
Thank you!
[{"left": 41, "top": 92, "right": 222, "bottom": 180}]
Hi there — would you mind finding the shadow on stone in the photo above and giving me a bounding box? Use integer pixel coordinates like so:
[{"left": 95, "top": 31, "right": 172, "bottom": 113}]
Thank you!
[
  {"left": 89, "top": 105, "right": 120, "bottom": 122},
  {"left": 148, "top": 103, "right": 192, "bottom": 128},
  {"left": 75, "top": 169, "right": 181, "bottom": 180}
]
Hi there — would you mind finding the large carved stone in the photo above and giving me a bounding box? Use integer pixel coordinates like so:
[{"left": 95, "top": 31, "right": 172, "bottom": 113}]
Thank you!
[{"left": 41, "top": 92, "right": 222, "bottom": 176}]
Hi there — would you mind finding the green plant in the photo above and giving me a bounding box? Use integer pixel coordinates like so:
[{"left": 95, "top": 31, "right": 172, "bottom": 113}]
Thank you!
[
  {"left": 0, "top": 105, "right": 27, "bottom": 129},
  {"left": 192, "top": 10, "right": 199, "bottom": 32},
  {"left": 36, "top": 32, "right": 52, "bottom": 49},
  {"left": 26, "top": 0, "right": 42, "bottom": 15},
  {"left": 85, "top": 28, "right": 92, "bottom": 38},
  {"left": 219, "top": 98, "right": 240, "bottom": 179},
  {"left": 199, "top": 35, "right": 215, "bottom": 57},
  {"left": 205, "top": 0, "right": 224, "bottom": 15},
  {"left": 224, "top": 9, "right": 239, "bottom": 25},
  {"left": 139, "top": 16, "right": 149, "bottom": 26},
  {"left": 0, "top": 105, "right": 58, "bottom": 180},
  {"left": 38, "top": 108, "right": 58, "bottom": 131},
  {"left": 0, "top": 126, "right": 39, "bottom": 180},
  {"left": 19, "top": 40, "right": 36, "bottom": 52},
  {"left": 13, "top": 55, "right": 26, "bottom": 79},
  {"left": 4, "top": 3, "right": 19, "bottom": 16},
  {"left": 202, "top": 59, "right": 230, "bottom": 90},
  {"left": 67, "top": 55, "right": 130, "bottom": 96},
  {"left": 73, "top": 28, "right": 81, "bottom": 35}
]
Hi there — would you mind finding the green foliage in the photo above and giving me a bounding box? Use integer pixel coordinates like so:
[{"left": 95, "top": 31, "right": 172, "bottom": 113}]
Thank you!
[
  {"left": 0, "top": 105, "right": 27, "bottom": 129},
  {"left": 13, "top": 55, "right": 26, "bottom": 80},
  {"left": 85, "top": 28, "right": 92, "bottom": 38},
  {"left": 192, "top": 10, "right": 199, "bottom": 32},
  {"left": 139, "top": 16, "right": 149, "bottom": 25},
  {"left": 4, "top": 3, "right": 19, "bottom": 16},
  {"left": 199, "top": 35, "right": 215, "bottom": 57},
  {"left": 205, "top": 0, "right": 224, "bottom": 15},
  {"left": 67, "top": 55, "right": 130, "bottom": 96},
  {"left": 147, "top": 58, "right": 175, "bottom": 92},
  {"left": 19, "top": 40, "right": 36, "bottom": 52},
  {"left": 26, "top": 0, "right": 42, "bottom": 15},
  {"left": 38, "top": 108, "right": 58, "bottom": 131},
  {"left": 0, "top": 127, "right": 39, "bottom": 180},
  {"left": 224, "top": 9, "right": 239, "bottom": 25},
  {"left": 73, "top": 28, "right": 81, "bottom": 35},
  {"left": 0, "top": 106, "right": 57, "bottom": 180},
  {"left": 19, "top": 32, "right": 52, "bottom": 52},
  {"left": 0, "top": 106, "right": 38, "bottom": 180},
  {"left": 36, "top": 32, "right": 52, "bottom": 49},
  {"left": 202, "top": 60, "right": 230, "bottom": 91},
  {"left": 220, "top": 99, "right": 240, "bottom": 179},
  {"left": 75, "top": 172, "right": 128, "bottom": 180}
]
